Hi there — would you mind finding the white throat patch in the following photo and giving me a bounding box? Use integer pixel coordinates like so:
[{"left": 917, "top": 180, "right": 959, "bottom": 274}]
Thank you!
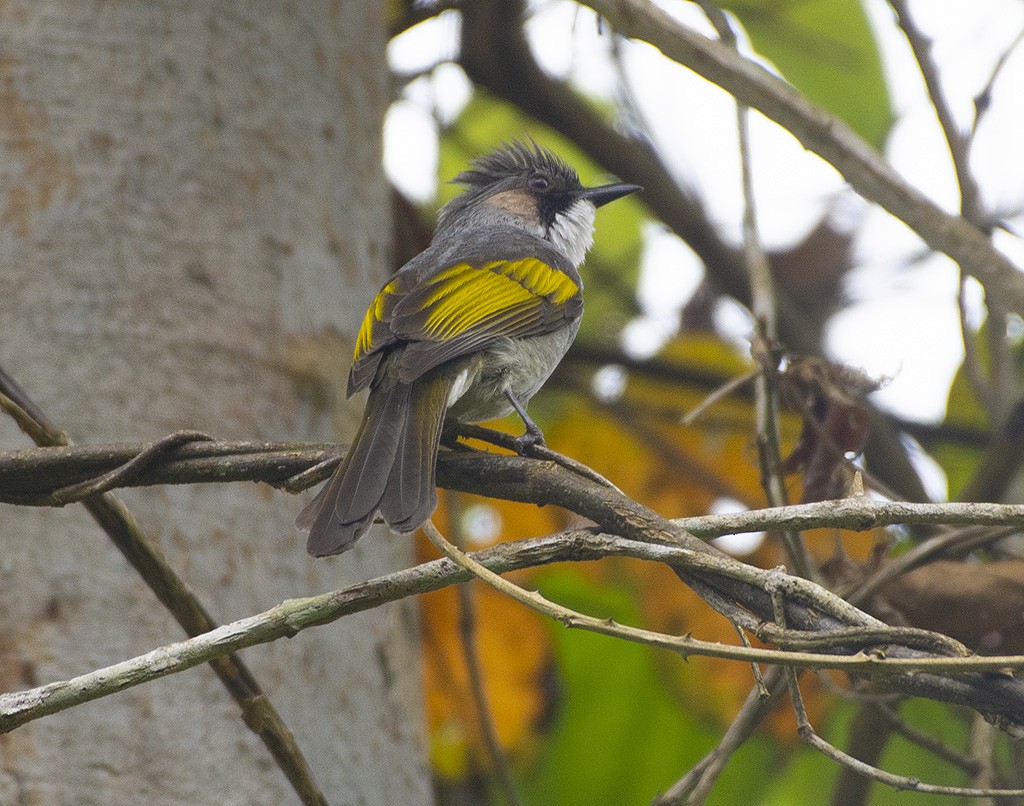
[{"left": 547, "top": 199, "right": 596, "bottom": 268}]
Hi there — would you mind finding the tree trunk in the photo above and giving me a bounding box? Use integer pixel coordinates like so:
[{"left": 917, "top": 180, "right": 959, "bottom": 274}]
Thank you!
[{"left": 0, "top": 2, "right": 430, "bottom": 803}]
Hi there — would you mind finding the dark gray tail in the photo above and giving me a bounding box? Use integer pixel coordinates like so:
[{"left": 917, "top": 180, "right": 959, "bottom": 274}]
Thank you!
[{"left": 298, "top": 370, "right": 452, "bottom": 557}]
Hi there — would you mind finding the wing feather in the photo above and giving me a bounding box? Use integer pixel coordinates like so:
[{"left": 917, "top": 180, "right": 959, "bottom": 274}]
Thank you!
[{"left": 348, "top": 255, "right": 582, "bottom": 392}]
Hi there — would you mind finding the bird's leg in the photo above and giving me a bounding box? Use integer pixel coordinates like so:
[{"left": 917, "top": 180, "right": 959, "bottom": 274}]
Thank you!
[{"left": 504, "top": 389, "right": 546, "bottom": 454}]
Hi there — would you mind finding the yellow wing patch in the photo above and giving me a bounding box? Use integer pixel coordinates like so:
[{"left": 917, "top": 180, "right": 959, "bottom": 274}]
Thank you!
[
  {"left": 353, "top": 277, "right": 403, "bottom": 362},
  {"left": 353, "top": 258, "right": 579, "bottom": 363},
  {"left": 421, "top": 259, "right": 578, "bottom": 340},
  {"left": 497, "top": 258, "right": 578, "bottom": 305}
]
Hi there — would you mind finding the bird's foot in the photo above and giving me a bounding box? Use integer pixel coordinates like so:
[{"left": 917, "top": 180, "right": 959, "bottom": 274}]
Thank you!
[{"left": 512, "top": 424, "right": 546, "bottom": 456}]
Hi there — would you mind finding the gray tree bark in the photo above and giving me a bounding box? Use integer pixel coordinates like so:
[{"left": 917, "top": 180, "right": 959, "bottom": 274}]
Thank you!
[{"left": 0, "top": 2, "right": 430, "bottom": 803}]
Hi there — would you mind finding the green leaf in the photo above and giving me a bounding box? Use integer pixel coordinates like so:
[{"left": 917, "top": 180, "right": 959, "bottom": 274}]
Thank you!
[
  {"left": 933, "top": 317, "right": 1024, "bottom": 498},
  {"left": 872, "top": 699, "right": 972, "bottom": 803},
  {"left": 519, "top": 569, "right": 776, "bottom": 805},
  {"left": 725, "top": 0, "right": 894, "bottom": 149}
]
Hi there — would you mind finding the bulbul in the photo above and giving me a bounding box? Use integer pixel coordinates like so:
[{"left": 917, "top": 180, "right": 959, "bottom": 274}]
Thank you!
[{"left": 298, "top": 141, "right": 641, "bottom": 556}]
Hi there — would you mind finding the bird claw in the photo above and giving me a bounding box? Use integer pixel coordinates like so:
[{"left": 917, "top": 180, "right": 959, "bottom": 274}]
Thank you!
[{"left": 512, "top": 426, "right": 546, "bottom": 456}]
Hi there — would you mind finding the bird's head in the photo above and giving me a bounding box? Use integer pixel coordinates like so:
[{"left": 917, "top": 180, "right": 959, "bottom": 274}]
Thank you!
[{"left": 437, "top": 141, "right": 642, "bottom": 267}]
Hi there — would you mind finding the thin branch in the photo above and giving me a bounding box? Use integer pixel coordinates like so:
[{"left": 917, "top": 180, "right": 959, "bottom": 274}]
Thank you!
[
  {"left": 680, "top": 498, "right": 1024, "bottom": 538},
  {"left": 972, "top": 27, "right": 1024, "bottom": 127},
  {"left": 732, "top": 622, "right": 769, "bottom": 698},
  {"left": 969, "top": 714, "right": 998, "bottom": 798},
  {"left": 656, "top": 667, "right": 787, "bottom": 805},
  {"left": 957, "top": 271, "right": 993, "bottom": 414},
  {"left": 680, "top": 368, "right": 758, "bottom": 427},
  {"left": 447, "top": 495, "right": 523, "bottom": 806},
  {"left": 697, "top": 1, "right": 815, "bottom": 581},
  {"left": 888, "top": 0, "right": 979, "bottom": 220},
  {"left": 967, "top": 27, "right": 1024, "bottom": 434},
  {"left": 418, "top": 527, "right": 974, "bottom": 677},
  {"left": 889, "top": 0, "right": 1017, "bottom": 425},
  {"left": 424, "top": 518, "right": 787, "bottom": 806},
  {"left": 49, "top": 430, "right": 214, "bottom": 504},
  {"left": 8, "top": 438, "right": 1024, "bottom": 535},
  {"left": 578, "top": 0, "right": 1024, "bottom": 316},
  {"left": 848, "top": 524, "right": 1020, "bottom": 607},
  {"left": 8, "top": 438, "right": 1024, "bottom": 725},
  {"left": 873, "top": 703, "right": 982, "bottom": 777},
  {"left": 4, "top": 435, "right": 1024, "bottom": 536},
  {"left": 12, "top": 532, "right": 1024, "bottom": 737},
  {"left": 777, "top": 588, "right": 994, "bottom": 800},
  {"left": 0, "top": 370, "right": 328, "bottom": 806},
  {"left": 789, "top": 671, "right": 1024, "bottom": 798}
]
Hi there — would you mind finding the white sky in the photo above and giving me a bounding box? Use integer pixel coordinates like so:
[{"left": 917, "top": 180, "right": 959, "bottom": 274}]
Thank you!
[{"left": 384, "top": 0, "right": 1024, "bottom": 427}]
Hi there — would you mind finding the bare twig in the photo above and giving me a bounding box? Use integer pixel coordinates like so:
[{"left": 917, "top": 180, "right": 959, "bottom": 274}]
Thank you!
[
  {"left": 889, "top": 0, "right": 1018, "bottom": 426},
  {"left": 8, "top": 438, "right": 1024, "bottom": 727},
  {"left": 11, "top": 531, "right": 1024, "bottom": 738},
  {"left": 577, "top": 0, "right": 1024, "bottom": 316},
  {"left": 447, "top": 495, "right": 523, "bottom": 806},
  {"left": 969, "top": 714, "right": 998, "bottom": 801},
  {"left": 449, "top": 422, "right": 622, "bottom": 492},
  {"left": 697, "top": 1, "right": 816, "bottom": 581},
  {"left": 848, "top": 524, "right": 1020, "bottom": 606},
  {"left": 7, "top": 439, "right": 1024, "bottom": 535},
  {"left": 888, "top": 0, "right": 979, "bottom": 220},
  {"left": 789, "top": 670, "right": 1024, "bottom": 798},
  {"left": 680, "top": 368, "right": 759, "bottom": 427},
  {"left": 732, "top": 623, "right": 769, "bottom": 698},
  {"left": 972, "top": 28, "right": 1024, "bottom": 126},
  {"left": 873, "top": 703, "right": 981, "bottom": 777},
  {"left": 777, "top": 578, "right": 1002, "bottom": 799},
  {"left": 48, "top": 430, "right": 214, "bottom": 505},
  {"left": 443, "top": 473, "right": 800, "bottom": 806},
  {"left": 656, "top": 667, "right": 788, "bottom": 804}
]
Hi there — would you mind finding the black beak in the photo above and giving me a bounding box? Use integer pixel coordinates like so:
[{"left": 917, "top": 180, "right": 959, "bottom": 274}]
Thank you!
[{"left": 580, "top": 181, "right": 643, "bottom": 208}]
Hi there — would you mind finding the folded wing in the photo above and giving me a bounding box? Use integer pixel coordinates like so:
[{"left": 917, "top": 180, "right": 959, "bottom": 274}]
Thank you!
[{"left": 348, "top": 256, "right": 582, "bottom": 393}]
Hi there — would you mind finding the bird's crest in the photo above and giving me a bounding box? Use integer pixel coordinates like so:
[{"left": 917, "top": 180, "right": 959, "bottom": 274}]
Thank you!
[{"left": 453, "top": 140, "right": 579, "bottom": 189}]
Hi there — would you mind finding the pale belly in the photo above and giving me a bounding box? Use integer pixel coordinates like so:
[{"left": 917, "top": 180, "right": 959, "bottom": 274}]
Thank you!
[{"left": 444, "top": 321, "right": 580, "bottom": 424}]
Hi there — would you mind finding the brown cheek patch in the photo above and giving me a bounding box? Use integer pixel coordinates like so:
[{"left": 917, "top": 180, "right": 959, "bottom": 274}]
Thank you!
[{"left": 484, "top": 189, "right": 536, "bottom": 218}]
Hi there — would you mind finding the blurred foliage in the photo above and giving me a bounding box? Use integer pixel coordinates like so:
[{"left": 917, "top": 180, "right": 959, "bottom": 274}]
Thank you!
[
  {"left": 388, "top": 0, "right": 1018, "bottom": 803},
  {"left": 416, "top": 328, "right": 889, "bottom": 802},
  {"left": 934, "top": 320, "right": 1024, "bottom": 499},
  {"left": 724, "top": 0, "right": 893, "bottom": 149}
]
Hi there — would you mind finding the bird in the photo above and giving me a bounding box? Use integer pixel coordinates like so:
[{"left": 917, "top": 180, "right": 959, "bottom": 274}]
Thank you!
[{"left": 297, "top": 140, "right": 641, "bottom": 556}]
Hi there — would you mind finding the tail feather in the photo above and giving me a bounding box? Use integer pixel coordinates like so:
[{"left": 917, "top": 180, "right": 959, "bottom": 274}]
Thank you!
[
  {"left": 379, "top": 371, "right": 455, "bottom": 532},
  {"left": 300, "top": 378, "right": 412, "bottom": 557},
  {"left": 298, "top": 366, "right": 454, "bottom": 557}
]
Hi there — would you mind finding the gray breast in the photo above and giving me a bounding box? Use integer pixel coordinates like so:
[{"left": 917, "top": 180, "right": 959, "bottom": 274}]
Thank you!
[{"left": 445, "top": 320, "right": 581, "bottom": 424}]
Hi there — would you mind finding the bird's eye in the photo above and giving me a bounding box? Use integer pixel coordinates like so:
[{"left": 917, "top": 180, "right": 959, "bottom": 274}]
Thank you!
[{"left": 528, "top": 174, "right": 551, "bottom": 191}]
